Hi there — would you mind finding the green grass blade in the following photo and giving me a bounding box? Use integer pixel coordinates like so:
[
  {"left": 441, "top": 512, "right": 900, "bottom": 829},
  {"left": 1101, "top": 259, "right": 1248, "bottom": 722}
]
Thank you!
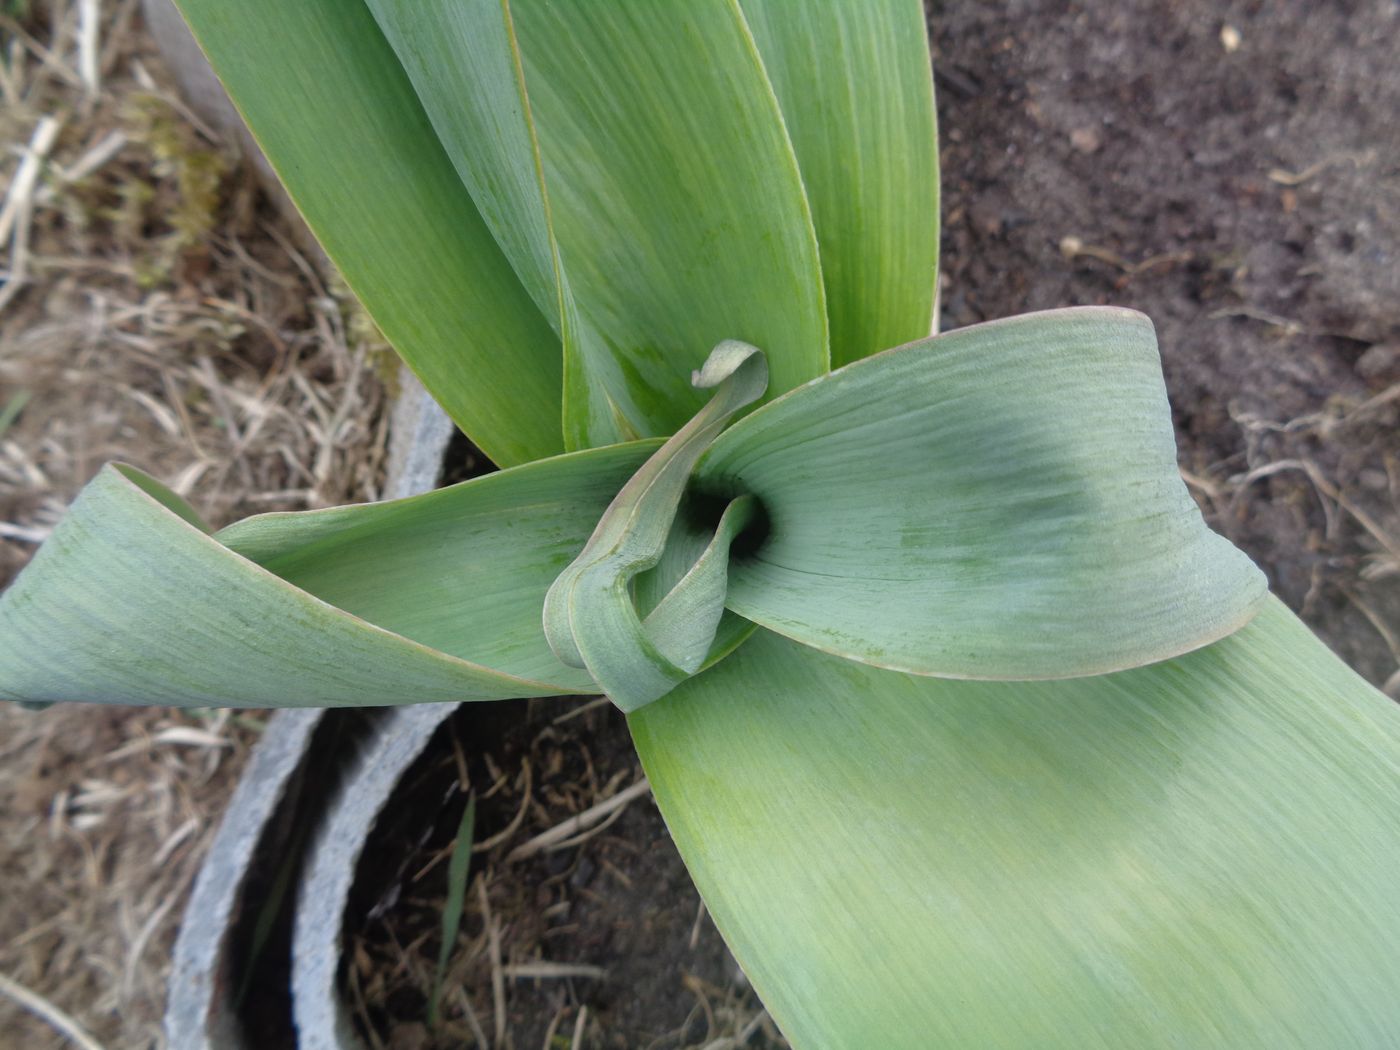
[
  {"left": 429, "top": 793, "right": 475, "bottom": 1028},
  {"left": 172, "top": 0, "right": 563, "bottom": 467},
  {"left": 740, "top": 0, "right": 940, "bottom": 365},
  {"left": 0, "top": 389, "right": 30, "bottom": 441},
  {"left": 507, "top": 0, "right": 830, "bottom": 446},
  {"left": 699, "top": 307, "right": 1266, "bottom": 679},
  {"left": 0, "top": 445, "right": 670, "bottom": 707},
  {"left": 631, "top": 600, "right": 1400, "bottom": 1047}
]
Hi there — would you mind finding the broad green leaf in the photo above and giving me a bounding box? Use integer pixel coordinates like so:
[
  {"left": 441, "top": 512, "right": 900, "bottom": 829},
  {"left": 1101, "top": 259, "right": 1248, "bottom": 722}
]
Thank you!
[
  {"left": 220, "top": 442, "right": 665, "bottom": 690},
  {"left": 364, "top": 0, "right": 562, "bottom": 331},
  {"left": 697, "top": 307, "right": 1266, "bottom": 679},
  {"left": 741, "top": 0, "right": 940, "bottom": 365},
  {"left": 544, "top": 343, "right": 767, "bottom": 712},
  {"left": 0, "top": 446, "right": 669, "bottom": 707},
  {"left": 632, "top": 600, "right": 1400, "bottom": 1048},
  {"left": 507, "top": 0, "right": 830, "bottom": 446},
  {"left": 172, "top": 0, "right": 563, "bottom": 467},
  {"left": 362, "top": 0, "right": 612, "bottom": 452}
]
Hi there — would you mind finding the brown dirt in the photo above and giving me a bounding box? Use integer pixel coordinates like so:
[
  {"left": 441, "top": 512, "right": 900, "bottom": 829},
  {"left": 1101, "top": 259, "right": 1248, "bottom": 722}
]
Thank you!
[{"left": 1, "top": 2, "right": 1398, "bottom": 1049}]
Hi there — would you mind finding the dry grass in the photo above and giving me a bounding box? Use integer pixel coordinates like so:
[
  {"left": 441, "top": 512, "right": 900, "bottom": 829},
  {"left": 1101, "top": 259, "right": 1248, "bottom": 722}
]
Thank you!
[
  {"left": 0, "top": 0, "right": 392, "bottom": 588},
  {"left": 0, "top": 2, "right": 389, "bottom": 1046},
  {"left": 1181, "top": 381, "right": 1400, "bottom": 698}
]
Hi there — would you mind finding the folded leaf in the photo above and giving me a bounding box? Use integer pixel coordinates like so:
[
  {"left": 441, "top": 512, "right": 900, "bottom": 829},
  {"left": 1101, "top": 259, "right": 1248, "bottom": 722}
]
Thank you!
[
  {"left": 544, "top": 343, "right": 767, "bottom": 712},
  {"left": 698, "top": 307, "right": 1266, "bottom": 679},
  {"left": 0, "top": 446, "right": 670, "bottom": 707},
  {"left": 172, "top": 0, "right": 563, "bottom": 466},
  {"left": 741, "top": 0, "right": 940, "bottom": 364},
  {"left": 632, "top": 600, "right": 1400, "bottom": 1048}
]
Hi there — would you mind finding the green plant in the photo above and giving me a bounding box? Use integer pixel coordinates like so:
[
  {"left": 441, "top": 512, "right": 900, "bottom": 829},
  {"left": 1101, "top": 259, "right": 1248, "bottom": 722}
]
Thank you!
[{"left": 3, "top": 2, "right": 1398, "bottom": 1046}]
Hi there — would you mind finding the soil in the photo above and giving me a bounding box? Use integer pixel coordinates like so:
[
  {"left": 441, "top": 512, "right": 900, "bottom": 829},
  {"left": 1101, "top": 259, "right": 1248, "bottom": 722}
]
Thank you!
[{"left": 0, "top": 3, "right": 388, "bottom": 1047}]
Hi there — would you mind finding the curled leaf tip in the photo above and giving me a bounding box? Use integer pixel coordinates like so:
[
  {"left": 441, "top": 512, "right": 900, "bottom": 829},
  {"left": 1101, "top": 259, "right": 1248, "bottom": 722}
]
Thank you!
[
  {"left": 545, "top": 342, "right": 769, "bottom": 712},
  {"left": 692, "top": 339, "right": 767, "bottom": 391}
]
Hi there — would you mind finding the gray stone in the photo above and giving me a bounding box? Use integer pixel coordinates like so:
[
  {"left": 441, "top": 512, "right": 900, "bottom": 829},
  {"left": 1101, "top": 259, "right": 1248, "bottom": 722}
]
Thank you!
[{"left": 292, "top": 704, "right": 460, "bottom": 1050}]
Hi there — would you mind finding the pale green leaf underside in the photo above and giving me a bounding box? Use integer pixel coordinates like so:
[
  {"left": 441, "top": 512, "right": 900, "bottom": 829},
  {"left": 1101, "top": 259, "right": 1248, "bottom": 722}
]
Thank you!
[
  {"left": 631, "top": 598, "right": 1400, "bottom": 1048},
  {"left": 699, "top": 307, "right": 1267, "bottom": 679},
  {"left": 741, "top": 0, "right": 940, "bottom": 365},
  {"left": 172, "top": 0, "right": 563, "bottom": 467},
  {"left": 0, "top": 447, "right": 676, "bottom": 707},
  {"left": 507, "top": 0, "right": 829, "bottom": 446}
]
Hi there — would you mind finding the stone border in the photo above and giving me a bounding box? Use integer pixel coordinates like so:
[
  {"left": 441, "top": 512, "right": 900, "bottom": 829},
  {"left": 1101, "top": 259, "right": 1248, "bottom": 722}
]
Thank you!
[
  {"left": 165, "top": 706, "right": 326, "bottom": 1050},
  {"left": 290, "top": 704, "right": 461, "bottom": 1050}
]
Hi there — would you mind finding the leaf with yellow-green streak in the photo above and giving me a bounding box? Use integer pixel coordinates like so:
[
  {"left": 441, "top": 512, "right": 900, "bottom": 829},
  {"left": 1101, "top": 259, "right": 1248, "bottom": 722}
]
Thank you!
[
  {"left": 362, "top": 0, "right": 562, "bottom": 333},
  {"left": 172, "top": 0, "right": 562, "bottom": 466},
  {"left": 368, "top": 0, "right": 937, "bottom": 440},
  {"left": 741, "top": 0, "right": 940, "bottom": 364},
  {"left": 507, "top": 0, "right": 829, "bottom": 446},
  {"left": 631, "top": 599, "right": 1400, "bottom": 1048}
]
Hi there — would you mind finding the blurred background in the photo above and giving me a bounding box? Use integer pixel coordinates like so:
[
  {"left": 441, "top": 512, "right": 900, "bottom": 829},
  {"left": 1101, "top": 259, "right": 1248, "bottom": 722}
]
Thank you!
[{"left": 1, "top": 0, "right": 1396, "bottom": 1047}]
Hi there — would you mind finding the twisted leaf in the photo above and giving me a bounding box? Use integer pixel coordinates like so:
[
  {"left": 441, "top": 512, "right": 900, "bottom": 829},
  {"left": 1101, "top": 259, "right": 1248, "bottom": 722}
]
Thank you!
[
  {"left": 701, "top": 308, "right": 1266, "bottom": 679},
  {"left": 544, "top": 342, "right": 767, "bottom": 711},
  {"left": 0, "top": 447, "right": 671, "bottom": 707}
]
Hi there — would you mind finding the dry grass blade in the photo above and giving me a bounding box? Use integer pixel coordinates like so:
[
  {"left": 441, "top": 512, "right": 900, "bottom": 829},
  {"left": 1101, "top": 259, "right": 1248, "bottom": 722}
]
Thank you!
[
  {"left": 504, "top": 777, "right": 650, "bottom": 863},
  {"left": 0, "top": 971, "right": 108, "bottom": 1050},
  {"left": 503, "top": 961, "right": 607, "bottom": 981},
  {"left": 0, "top": 115, "right": 62, "bottom": 313},
  {"left": 479, "top": 877, "right": 507, "bottom": 1047}
]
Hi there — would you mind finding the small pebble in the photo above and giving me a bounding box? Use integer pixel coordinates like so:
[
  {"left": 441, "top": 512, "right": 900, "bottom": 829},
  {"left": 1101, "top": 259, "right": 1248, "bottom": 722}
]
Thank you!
[
  {"left": 1070, "top": 127, "right": 1102, "bottom": 154},
  {"left": 1221, "top": 24, "right": 1242, "bottom": 52},
  {"left": 1355, "top": 343, "right": 1400, "bottom": 382},
  {"left": 1357, "top": 469, "right": 1390, "bottom": 492}
]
